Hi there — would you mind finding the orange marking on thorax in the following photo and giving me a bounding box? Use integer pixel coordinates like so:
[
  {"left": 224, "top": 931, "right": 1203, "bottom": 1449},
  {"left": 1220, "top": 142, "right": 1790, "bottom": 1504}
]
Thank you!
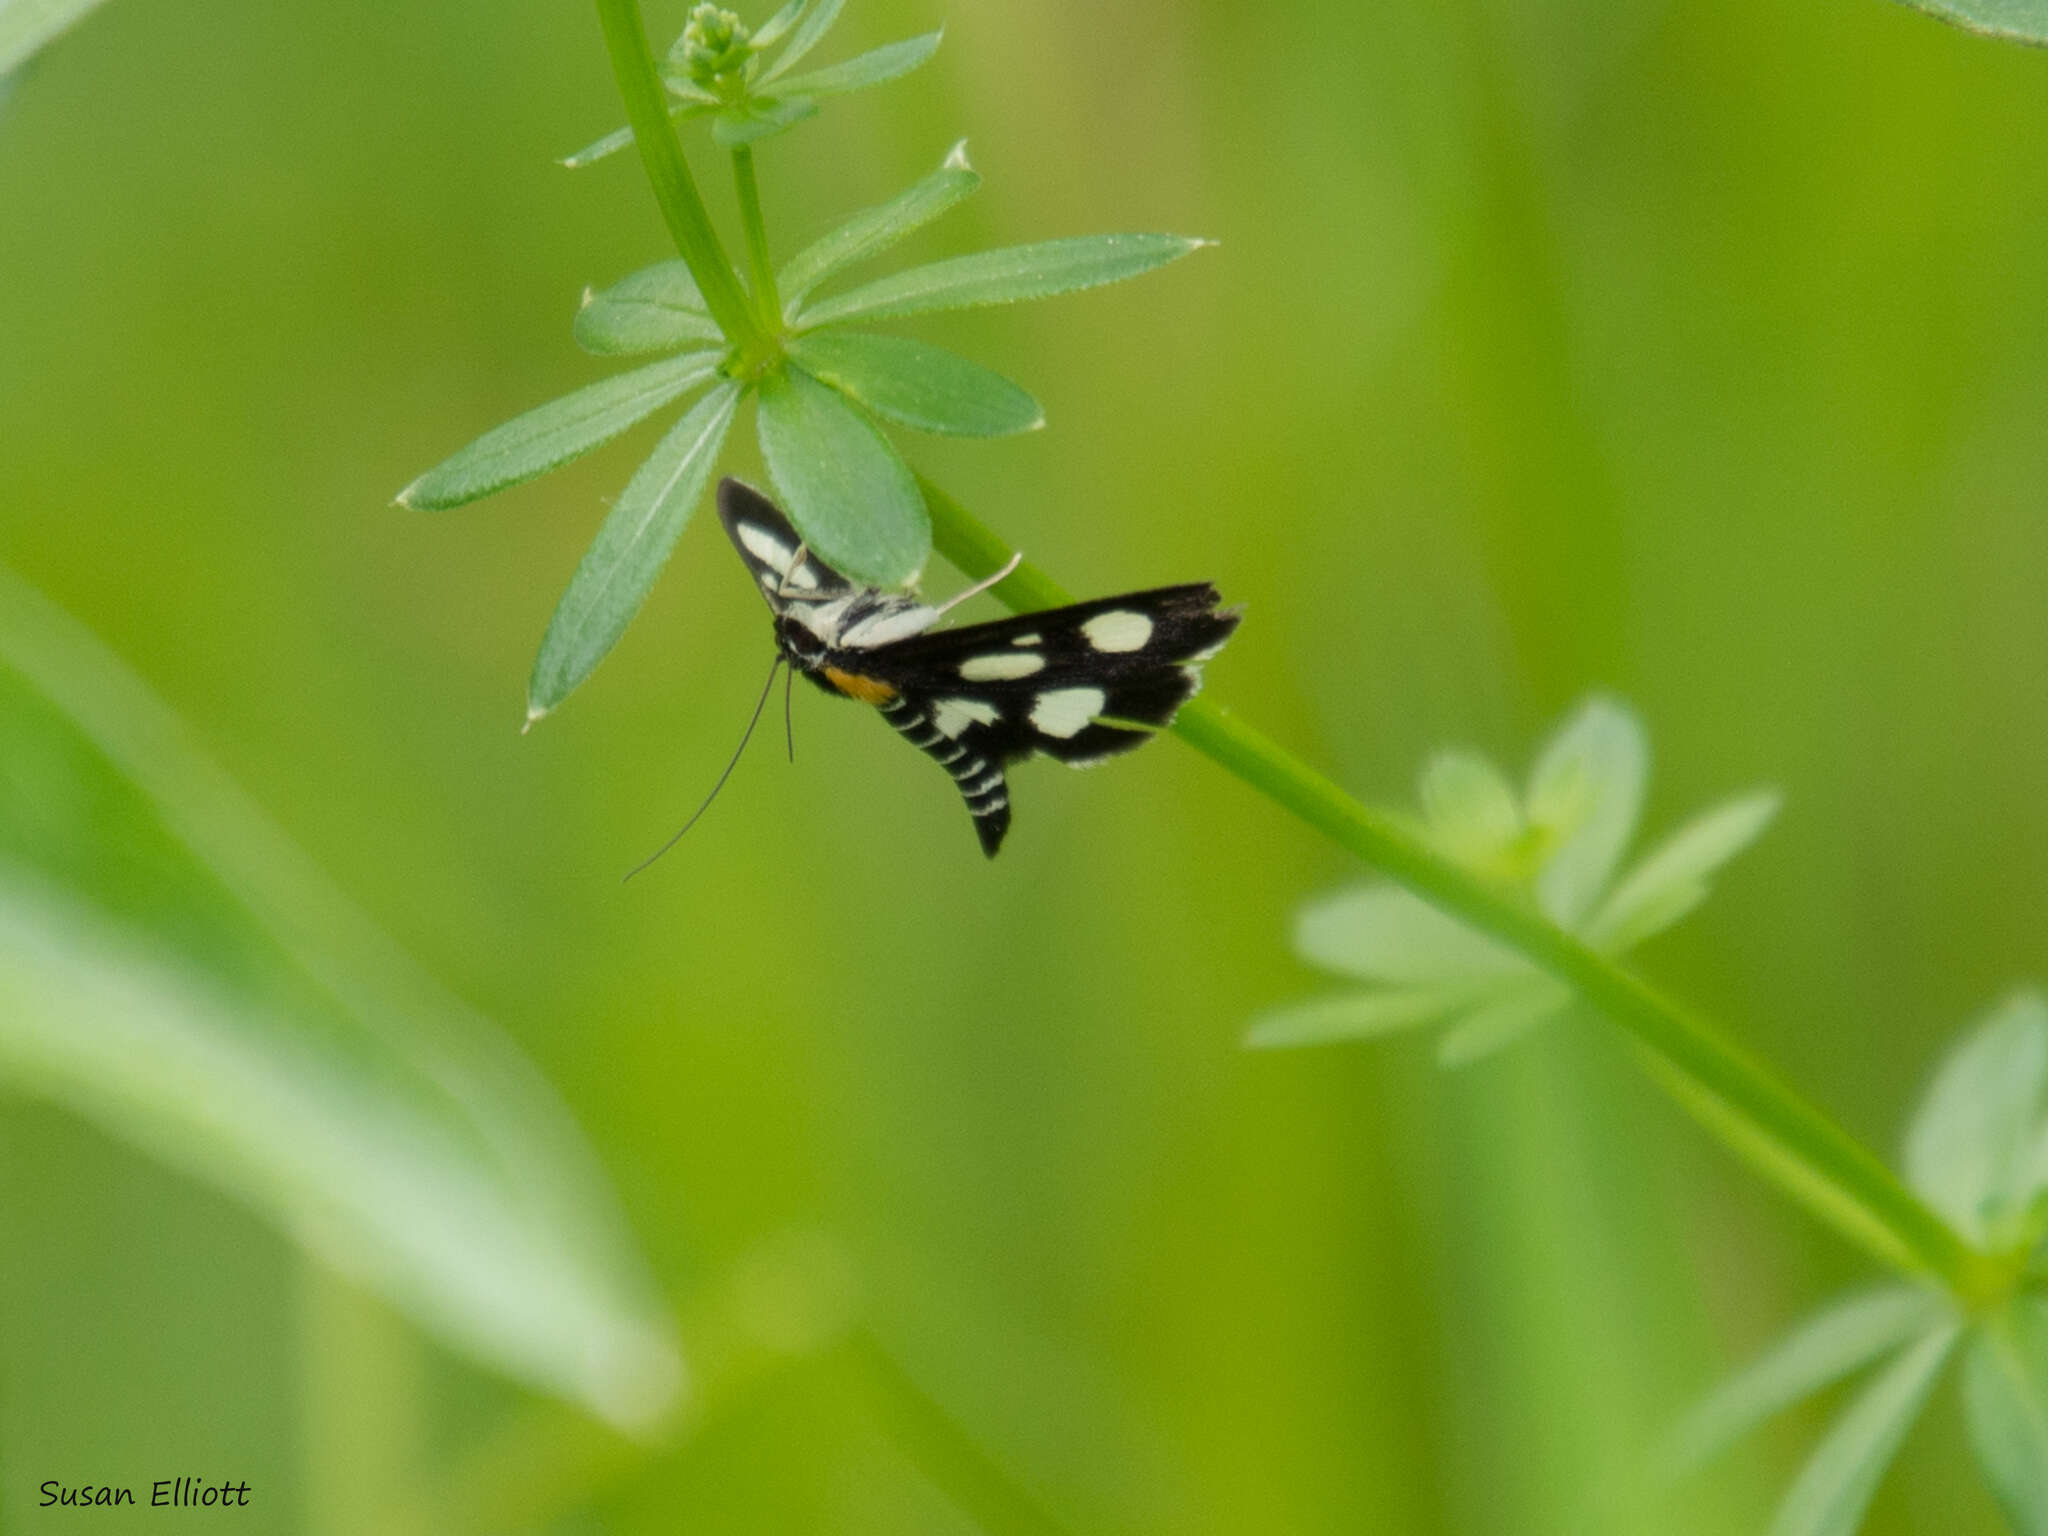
[{"left": 823, "top": 666, "right": 898, "bottom": 706}]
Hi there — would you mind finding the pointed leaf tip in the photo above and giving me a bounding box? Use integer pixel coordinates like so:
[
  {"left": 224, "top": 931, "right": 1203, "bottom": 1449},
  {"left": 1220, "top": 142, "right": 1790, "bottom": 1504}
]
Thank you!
[{"left": 944, "top": 139, "right": 972, "bottom": 169}]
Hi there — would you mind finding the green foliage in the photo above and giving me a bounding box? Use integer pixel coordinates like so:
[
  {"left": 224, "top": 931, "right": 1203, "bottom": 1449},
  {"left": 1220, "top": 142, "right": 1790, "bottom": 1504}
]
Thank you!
[
  {"left": 575, "top": 261, "right": 724, "bottom": 354},
  {"left": 395, "top": 352, "right": 723, "bottom": 509},
  {"left": 403, "top": 0, "right": 1204, "bottom": 719},
  {"left": 1904, "top": 991, "right": 2048, "bottom": 1247},
  {"left": 795, "top": 234, "right": 1206, "bottom": 328},
  {"left": 0, "top": 567, "right": 679, "bottom": 1431},
  {"left": 529, "top": 382, "right": 743, "bottom": 720},
  {"left": 1766, "top": 1326, "right": 1961, "bottom": 1536},
  {"left": 776, "top": 142, "right": 979, "bottom": 311},
  {"left": 1657, "top": 1287, "right": 1949, "bottom": 1479},
  {"left": 1248, "top": 697, "right": 1779, "bottom": 1063},
  {"left": 754, "top": 364, "right": 925, "bottom": 586},
  {"left": 787, "top": 331, "right": 1044, "bottom": 437},
  {"left": 1962, "top": 1299, "right": 2048, "bottom": 1536},
  {"left": 563, "top": 0, "right": 939, "bottom": 164},
  {"left": 1890, "top": 0, "right": 2048, "bottom": 44},
  {"left": 1663, "top": 997, "right": 2048, "bottom": 1534}
]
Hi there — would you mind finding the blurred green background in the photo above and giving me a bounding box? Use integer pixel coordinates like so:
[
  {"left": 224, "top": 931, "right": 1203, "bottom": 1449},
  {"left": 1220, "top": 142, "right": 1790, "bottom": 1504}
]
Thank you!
[{"left": 5, "top": 0, "right": 2048, "bottom": 1530}]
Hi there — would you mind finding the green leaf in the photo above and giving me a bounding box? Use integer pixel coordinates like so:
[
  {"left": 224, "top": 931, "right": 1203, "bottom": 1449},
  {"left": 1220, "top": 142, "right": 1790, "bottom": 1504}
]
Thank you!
[
  {"left": 0, "top": 872, "right": 680, "bottom": 1431},
  {"left": 772, "top": 30, "right": 942, "bottom": 99},
  {"left": 1435, "top": 983, "right": 1571, "bottom": 1068},
  {"left": 789, "top": 332, "right": 1042, "bottom": 438},
  {"left": 396, "top": 352, "right": 721, "bottom": 510},
  {"left": 664, "top": 77, "right": 721, "bottom": 107},
  {"left": 0, "top": 0, "right": 113, "bottom": 76},
  {"left": 0, "top": 569, "right": 681, "bottom": 1430},
  {"left": 1656, "top": 1286, "right": 1947, "bottom": 1480},
  {"left": 1293, "top": 885, "right": 1529, "bottom": 984},
  {"left": 1766, "top": 1323, "right": 1959, "bottom": 1536},
  {"left": 559, "top": 102, "right": 705, "bottom": 169},
  {"left": 1904, "top": 992, "right": 2048, "bottom": 1242},
  {"left": 1963, "top": 1298, "right": 2048, "bottom": 1536},
  {"left": 1419, "top": 750, "right": 1522, "bottom": 866},
  {"left": 755, "top": 364, "right": 928, "bottom": 585},
  {"left": 575, "top": 261, "right": 726, "bottom": 355},
  {"left": 749, "top": 0, "right": 812, "bottom": 52},
  {"left": 1888, "top": 0, "right": 2048, "bottom": 45},
  {"left": 777, "top": 142, "right": 980, "bottom": 313},
  {"left": 561, "top": 122, "right": 637, "bottom": 170},
  {"left": 759, "top": 0, "right": 845, "bottom": 82},
  {"left": 798, "top": 234, "right": 1209, "bottom": 329},
  {"left": 710, "top": 95, "right": 819, "bottom": 147},
  {"left": 1586, "top": 790, "right": 1781, "bottom": 952},
  {"left": 1526, "top": 695, "right": 1648, "bottom": 927},
  {"left": 1243, "top": 986, "right": 1473, "bottom": 1050},
  {"left": 528, "top": 382, "right": 741, "bottom": 722}
]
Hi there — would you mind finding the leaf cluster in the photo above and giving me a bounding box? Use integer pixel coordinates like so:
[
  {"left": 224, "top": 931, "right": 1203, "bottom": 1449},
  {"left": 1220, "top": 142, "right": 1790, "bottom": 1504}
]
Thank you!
[
  {"left": 398, "top": 2, "right": 1203, "bottom": 724},
  {"left": 564, "top": 0, "right": 942, "bottom": 162},
  {"left": 1248, "top": 697, "right": 1779, "bottom": 1064},
  {"left": 1661, "top": 994, "right": 2048, "bottom": 1535}
]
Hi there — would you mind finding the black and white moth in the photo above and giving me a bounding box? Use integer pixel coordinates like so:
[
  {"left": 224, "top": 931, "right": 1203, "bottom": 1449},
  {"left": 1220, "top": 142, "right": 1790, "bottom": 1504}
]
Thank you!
[{"left": 717, "top": 477, "right": 1240, "bottom": 857}]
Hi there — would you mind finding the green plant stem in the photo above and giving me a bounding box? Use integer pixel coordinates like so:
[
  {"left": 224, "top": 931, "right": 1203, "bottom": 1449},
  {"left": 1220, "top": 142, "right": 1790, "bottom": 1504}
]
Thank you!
[
  {"left": 596, "top": 0, "right": 2003, "bottom": 1311},
  {"left": 593, "top": 0, "right": 768, "bottom": 362},
  {"left": 730, "top": 146, "right": 783, "bottom": 330},
  {"left": 916, "top": 475, "right": 2002, "bottom": 1305}
]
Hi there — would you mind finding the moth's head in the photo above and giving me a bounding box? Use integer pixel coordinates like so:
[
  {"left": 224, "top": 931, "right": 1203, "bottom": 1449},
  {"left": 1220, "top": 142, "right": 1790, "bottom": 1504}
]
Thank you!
[{"left": 772, "top": 610, "right": 829, "bottom": 669}]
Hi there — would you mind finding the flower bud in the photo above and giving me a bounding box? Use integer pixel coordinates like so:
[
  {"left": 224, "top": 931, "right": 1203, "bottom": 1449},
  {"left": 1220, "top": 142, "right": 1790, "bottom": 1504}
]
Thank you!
[{"left": 679, "top": 4, "right": 753, "bottom": 89}]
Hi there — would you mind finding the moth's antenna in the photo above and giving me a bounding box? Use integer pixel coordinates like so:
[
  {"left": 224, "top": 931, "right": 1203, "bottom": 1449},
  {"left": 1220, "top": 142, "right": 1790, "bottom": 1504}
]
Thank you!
[
  {"left": 782, "top": 663, "right": 796, "bottom": 763},
  {"left": 624, "top": 654, "right": 783, "bottom": 883},
  {"left": 929, "top": 551, "right": 1023, "bottom": 620}
]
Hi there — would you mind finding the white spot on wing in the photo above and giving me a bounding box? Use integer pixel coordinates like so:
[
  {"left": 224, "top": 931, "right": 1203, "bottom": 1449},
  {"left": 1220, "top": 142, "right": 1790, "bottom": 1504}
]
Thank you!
[
  {"left": 737, "top": 521, "right": 793, "bottom": 572},
  {"left": 1029, "top": 687, "right": 1105, "bottom": 739},
  {"left": 959, "top": 652, "right": 1045, "bottom": 681},
  {"left": 1010, "top": 632, "right": 1041, "bottom": 647},
  {"left": 1082, "top": 610, "right": 1153, "bottom": 653},
  {"left": 932, "top": 697, "right": 1001, "bottom": 738}
]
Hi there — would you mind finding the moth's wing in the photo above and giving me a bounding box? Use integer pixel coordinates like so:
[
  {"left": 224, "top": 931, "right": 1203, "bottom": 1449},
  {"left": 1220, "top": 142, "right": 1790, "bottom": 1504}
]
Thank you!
[
  {"left": 716, "top": 478, "right": 855, "bottom": 604},
  {"left": 866, "top": 584, "right": 1242, "bottom": 768}
]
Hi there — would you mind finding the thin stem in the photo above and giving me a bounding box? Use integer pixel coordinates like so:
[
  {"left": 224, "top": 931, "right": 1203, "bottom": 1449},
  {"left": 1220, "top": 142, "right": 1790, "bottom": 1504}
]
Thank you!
[
  {"left": 593, "top": 0, "right": 769, "bottom": 362},
  {"left": 730, "top": 146, "right": 783, "bottom": 330},
  {"left": 916, "top": 474, "right": 2000, "bottom": 1304}
]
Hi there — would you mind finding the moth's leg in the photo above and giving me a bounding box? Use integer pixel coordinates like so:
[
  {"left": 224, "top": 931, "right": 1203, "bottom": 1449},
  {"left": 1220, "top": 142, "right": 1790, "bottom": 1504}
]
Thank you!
[{"left": 773, "top": 542, "right": 812, "bottom": 600}]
